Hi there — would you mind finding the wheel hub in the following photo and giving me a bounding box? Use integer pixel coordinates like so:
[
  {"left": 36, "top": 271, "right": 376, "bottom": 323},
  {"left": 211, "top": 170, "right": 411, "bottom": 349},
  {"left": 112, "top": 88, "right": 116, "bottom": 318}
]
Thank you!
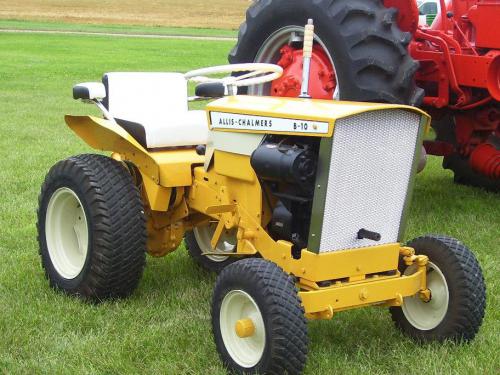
[
  {"left": 193, "top": 224, "right": 237, "bottom": 262},
  {"left": 271, "top": 44, "right": 335, "bottom": 99},
  {"left": 45, "top": 187, "right": 89, "bottom": 279},
  {"left": 235, "top": 318, "right": 255, "bottom": 338},
  {"left": 220, "top": 290, "right": 266, "bottom": 368},
  {"left": 250, "top": 25, "right": 337, "bottom": 99},
  {"left": 402, "top": 261, "right": 449, "bottom": 330},
  {"left": 469, "top": 140, "right": 500, "bottom": 179}
]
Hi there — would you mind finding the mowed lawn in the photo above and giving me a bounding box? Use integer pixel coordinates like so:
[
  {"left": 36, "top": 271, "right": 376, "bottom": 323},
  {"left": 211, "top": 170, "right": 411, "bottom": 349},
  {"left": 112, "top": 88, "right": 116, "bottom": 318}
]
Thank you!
[{"left": 0, "top": 31, "right": 499, "bottom": 374}]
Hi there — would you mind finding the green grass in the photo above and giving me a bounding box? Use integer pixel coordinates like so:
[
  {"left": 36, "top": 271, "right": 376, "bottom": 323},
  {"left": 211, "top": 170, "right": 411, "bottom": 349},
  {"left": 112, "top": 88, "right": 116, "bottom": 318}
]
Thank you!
[
  {"left": 0, "top": 32, "right": 499, "bottom": 374},
  {"left": 0, "top": 19, "right": 237, "bottom": 38}
]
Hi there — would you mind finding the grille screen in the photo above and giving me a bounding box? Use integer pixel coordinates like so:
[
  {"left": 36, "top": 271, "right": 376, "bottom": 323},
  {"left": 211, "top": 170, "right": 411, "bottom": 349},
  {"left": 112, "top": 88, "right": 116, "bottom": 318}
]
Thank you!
[{"left": 318, "top": 109, "right": 421, "bottom": 253}]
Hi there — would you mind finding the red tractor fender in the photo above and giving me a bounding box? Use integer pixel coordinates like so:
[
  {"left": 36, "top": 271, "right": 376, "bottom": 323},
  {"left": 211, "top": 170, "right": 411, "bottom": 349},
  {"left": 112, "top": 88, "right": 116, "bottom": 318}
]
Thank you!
[{"left": 383, "top": 0, "right": 420, "bottom": 34}]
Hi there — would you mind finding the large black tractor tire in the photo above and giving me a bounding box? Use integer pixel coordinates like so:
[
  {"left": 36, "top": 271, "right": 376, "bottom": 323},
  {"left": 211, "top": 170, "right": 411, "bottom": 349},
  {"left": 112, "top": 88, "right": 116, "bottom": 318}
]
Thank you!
[
  {"left": 37, "top": 154, "right": 147, "bottom": 301},
  {"left": 444, "top": 152, "right": 500, "bottom": 192},
  {"left": 230, "top": 0, "right": 424, "bottom": 105},
  {"left": 390, "top": 235, "right": 486, "bottom": 342},
  {"left": 432, "top": 113, "right": 500, "bottom": 191},
  {"left": 212, "top": 258, "right": 308, "bottom": 374}
]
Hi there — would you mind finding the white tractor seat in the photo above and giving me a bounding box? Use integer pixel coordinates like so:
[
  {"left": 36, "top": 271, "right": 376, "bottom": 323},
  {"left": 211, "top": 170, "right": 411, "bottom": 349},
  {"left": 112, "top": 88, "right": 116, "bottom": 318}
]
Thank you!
[{"left": 103, "top": 72, "right": 209, "bottom": 149}]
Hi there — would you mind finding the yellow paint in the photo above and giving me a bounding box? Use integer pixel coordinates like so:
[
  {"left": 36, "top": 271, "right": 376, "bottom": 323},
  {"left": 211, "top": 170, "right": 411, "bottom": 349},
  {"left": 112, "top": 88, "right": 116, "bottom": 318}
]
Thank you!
[
  {"left": 205, "top": 204, "right": 237, "bottom": 215},
  {"left": 148, "top": 196, "right": 189, "bottom": 229},
  {"left": 236, "top": 239, "right": 258, "bottom": 255},
  {"left": 300, "top": 268, "right": 425, "bottom": 315},
  {"left": 182, "top": 166, "right": 428, "bottom": 317},
  {"left": 206, "top": 95, "right": 430, "bottom": 137},
  {"left": 210, "top": 219, "right": 226, "bottom": 250},
  {"left": 143, "top": 190, "right": 189, "bottom": 257},
  {"left": 186, "top": 160, "right": 401, "bottom": 280},
  {"left": 66, "top": 98, "right": 432, "bottom": 320},
  {"left": 288, "top": 243, "right": 398, "bottom": 281},
  {"left": 146, "top": 218, "right": 184, "bottom": 257},
  {"left": 65, "top": 115, "right": 205, "bottom": 188},
  {"left": 111, "top": 152, "right": 122, "bottom": 161},
  {"left": 235, "top": 318, "right": 255, "bottom": 338},
  {"left": 140, "top": 172, "right": 171, "bottom": 211},
  {"left": 214, "top": 150, "right": 256, "bottom": 182},
  {"left": 152, "top": 149, "right": 205, "bottom": 187},
  {"left": 256, "top": 233, "right": 400, "bottom": 282},
  {"left": 65, "top": 115, "right": 159, "bottom": 182},
  {"left": 189, "top": 165, "right": 263, "bottom": 225}
]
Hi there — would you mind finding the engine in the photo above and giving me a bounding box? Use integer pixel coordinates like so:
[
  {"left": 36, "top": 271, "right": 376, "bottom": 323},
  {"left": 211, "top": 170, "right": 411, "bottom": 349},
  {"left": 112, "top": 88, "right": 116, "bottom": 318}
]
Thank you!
[{"left": 251, "top": 136, "right": 320, "bottom": 258}]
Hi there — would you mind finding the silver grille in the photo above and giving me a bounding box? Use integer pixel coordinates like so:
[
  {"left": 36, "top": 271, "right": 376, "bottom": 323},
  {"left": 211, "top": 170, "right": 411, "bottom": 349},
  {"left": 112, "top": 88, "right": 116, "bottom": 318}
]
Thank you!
[{"left": 310, "top": 109, "right": 422, "bottom": 253}]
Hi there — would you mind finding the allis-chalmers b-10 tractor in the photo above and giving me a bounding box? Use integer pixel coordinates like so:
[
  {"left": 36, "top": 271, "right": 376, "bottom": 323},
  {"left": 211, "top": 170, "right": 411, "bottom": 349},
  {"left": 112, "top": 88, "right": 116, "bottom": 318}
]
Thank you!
[
  {"left": 230, "top": 0, "right": 499, "bottom": 190},
  {"left": 38, "top": 18, "right": 486, "bottom": 373}
]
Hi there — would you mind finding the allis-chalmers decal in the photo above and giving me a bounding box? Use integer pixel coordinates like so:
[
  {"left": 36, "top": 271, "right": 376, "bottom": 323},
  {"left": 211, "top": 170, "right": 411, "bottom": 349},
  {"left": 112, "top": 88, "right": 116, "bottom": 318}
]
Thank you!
[{"left": 209, "top": 111, "right": 329, "bottom": 134}]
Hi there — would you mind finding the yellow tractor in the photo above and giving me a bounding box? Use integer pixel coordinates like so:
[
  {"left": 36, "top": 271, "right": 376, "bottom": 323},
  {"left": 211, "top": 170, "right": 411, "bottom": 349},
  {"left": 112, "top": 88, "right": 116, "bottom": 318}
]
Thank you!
[{"left": 37, "top": 21, "right": 485, "bottom": 374}]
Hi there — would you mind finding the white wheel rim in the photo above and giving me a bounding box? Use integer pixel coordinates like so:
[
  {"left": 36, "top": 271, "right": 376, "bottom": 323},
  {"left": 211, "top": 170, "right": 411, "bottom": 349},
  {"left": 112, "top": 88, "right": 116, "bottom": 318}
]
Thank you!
[
  {"left": 45, "top": 187, "right": 89, "bottom": 279},
  {"left": 193, "top": 223, "right": 236, "bottom": 262},
  {"left": 220, "top": 290, "right": 266, "bottom": 368},
  {"left": 402, "top": 261, "right": 449, "bottom": 330}
]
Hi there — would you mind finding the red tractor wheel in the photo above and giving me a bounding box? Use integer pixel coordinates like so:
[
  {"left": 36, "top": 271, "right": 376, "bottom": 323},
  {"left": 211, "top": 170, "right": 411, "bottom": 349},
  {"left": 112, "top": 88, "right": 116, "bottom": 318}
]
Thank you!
[
  {"left": 432, "top": 110, "right": 500, "bottom": 192},
  {"left": 229, "top": 0, "right": 424, "bottom": 105}
]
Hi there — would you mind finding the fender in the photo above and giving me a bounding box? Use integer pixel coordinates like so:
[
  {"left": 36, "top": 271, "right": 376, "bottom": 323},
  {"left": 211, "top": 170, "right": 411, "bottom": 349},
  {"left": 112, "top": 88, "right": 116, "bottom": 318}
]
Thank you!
[
  {"left": 383, "top": 0, "right": 420, "bottom": 34},
  {"left": 65, "top": 115, "right": 205, "bottom": 211},
  {"left": 65, "top": 115, "right": 159, "bottom": 182}
]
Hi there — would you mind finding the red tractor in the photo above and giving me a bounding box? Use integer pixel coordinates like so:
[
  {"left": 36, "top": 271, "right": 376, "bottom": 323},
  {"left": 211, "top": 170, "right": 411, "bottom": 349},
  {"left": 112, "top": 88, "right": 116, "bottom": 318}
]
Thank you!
[{"left": 230, "top": 0, "right": 499, "bottom": 190}]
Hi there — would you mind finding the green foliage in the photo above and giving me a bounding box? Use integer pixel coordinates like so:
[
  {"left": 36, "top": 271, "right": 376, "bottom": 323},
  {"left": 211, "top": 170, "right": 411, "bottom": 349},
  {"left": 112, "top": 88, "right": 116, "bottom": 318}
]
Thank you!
[{"left": 0, "top": 32, "right": 498, "bottom": 374}]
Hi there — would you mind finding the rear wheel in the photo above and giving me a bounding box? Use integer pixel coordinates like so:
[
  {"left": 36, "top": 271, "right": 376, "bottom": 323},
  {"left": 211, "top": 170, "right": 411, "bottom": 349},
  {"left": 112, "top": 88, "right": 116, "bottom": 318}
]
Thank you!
[
  {"left": 432, "top": 112, "right": 500, "bottom": 191},
  {"left": 230, "top": 0, "right": 423, "bottom": 105},
  {"left": 443, "top": 150, "right": 500, "bottom": 191},
  {"left": 37, "top": 154, "right": 146, "bottom": 301},
  {"left": 185, "top": 223, "right": 238, "bottom": 272},
  {"left": 390, "top": 235, "right": 486, "bottom": 342}
]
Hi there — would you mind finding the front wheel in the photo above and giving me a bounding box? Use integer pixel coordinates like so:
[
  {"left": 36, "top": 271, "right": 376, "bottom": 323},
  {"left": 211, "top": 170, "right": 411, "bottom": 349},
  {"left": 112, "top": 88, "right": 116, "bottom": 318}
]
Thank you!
[
  {"left": 212, "top": 258, "right": 308, "bottom": 374},
  {"left": 390, "top": 235, "right": 486, "bottom": 342},
  {"left": 37, "top": 154, "right": 146, "bottom": 301}
]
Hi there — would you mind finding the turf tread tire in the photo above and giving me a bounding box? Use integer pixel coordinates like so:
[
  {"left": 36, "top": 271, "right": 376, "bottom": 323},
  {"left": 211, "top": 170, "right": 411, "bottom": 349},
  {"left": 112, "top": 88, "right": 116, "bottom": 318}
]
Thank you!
[
  {"left": 212, "top": 258, "right": 308, "bottom": 374},
  {"left": 390, "top": 234, "right": 486, "bottom": 342},
  {"left": 229, "top": 0, "right": 424, "bottom": 106},
  {"left": 37, "top": 154, "right": 146, "bottom": 301}
]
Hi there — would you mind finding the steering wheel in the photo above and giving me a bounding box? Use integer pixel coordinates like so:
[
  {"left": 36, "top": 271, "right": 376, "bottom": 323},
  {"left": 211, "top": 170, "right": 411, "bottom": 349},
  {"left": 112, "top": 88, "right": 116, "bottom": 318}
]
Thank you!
[{"left": 184, "top": 63, "right": 283, "bottom": 88}]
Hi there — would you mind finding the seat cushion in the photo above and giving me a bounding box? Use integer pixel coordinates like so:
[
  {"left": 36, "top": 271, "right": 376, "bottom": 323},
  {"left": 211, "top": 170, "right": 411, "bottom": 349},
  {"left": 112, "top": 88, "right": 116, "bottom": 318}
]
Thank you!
[
  {"left": 115, "top": 118, "right": 148, "bottom": 149},
  {"left": 103, "top": 72, "right": 188, "bottom": 123},
  {"left": 144, "top": 110, "right": 208, "bottom": 148},
  {"left": 103, "top": 72, "right": 208, "bottom": 148}
]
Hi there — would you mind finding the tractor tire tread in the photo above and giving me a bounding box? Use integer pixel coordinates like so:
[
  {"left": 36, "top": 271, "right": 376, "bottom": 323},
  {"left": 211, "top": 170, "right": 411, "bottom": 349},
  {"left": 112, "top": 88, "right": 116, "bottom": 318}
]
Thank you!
[
  {"left": 212, "top": 258, "right": 308, "bottom": 374},
  {"left": 433, "top": 114, "right": 500, "bottom": 191},
  {"left": 230, "top": 0, "right": 424, "bottom": 106},
  {"left": 390, "top": 234, "right": 485, "bottom": 342},
  {"left": 37, "top": 154, "right": 146, "bottom": 301}
]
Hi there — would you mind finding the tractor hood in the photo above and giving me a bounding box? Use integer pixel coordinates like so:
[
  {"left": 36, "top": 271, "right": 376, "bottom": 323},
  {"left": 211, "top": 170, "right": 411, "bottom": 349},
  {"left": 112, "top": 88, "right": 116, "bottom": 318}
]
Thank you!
[{"left": 206, "top": 95, "right": 430, "bottom": 138}]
